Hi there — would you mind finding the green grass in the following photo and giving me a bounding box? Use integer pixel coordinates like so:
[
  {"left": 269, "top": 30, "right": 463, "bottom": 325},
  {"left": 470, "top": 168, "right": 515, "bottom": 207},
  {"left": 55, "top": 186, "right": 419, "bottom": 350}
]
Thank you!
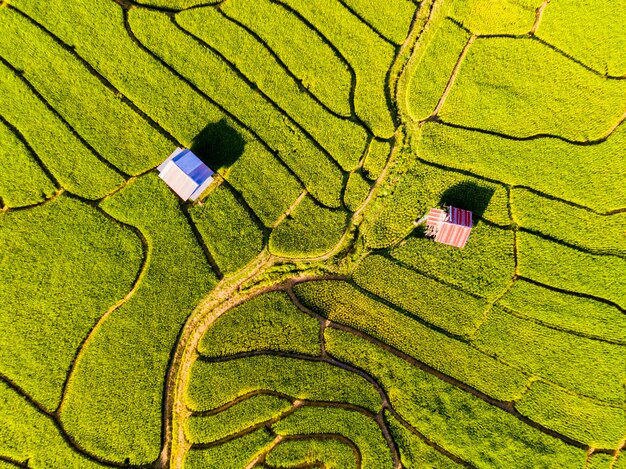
[
  {"left": 472, "top": 307, "right": 626, "bottom": 405},
  {"left": 418, "top": 122, "right": 626, "bottom": 212},
  {"left": 344, "top": 171, "right": 371, "bottom": 212},
  {"left": 59, "top": 174, "right": 217, "bottom": 464},
  {"left": 189, "top": 185, "right": 264, "bottom": 274},
  {"left": 0, "top": 62, "right": 123, "bottom": 199},
  {"left": 272, "top": 406, "right": 394, "bottom": 469},
  {"left": 515, "top": 380, "right": 626, "bottom": 449},
  {"left": 353, "top": 255, "right": 488, "bottom": 336},
  {"left": 325, "top": 328, "right": 586, "bottom": 468},
  {"left": 185, "top": 428, "right": 275, "bottom": 469},
  {"left": 440, "top": 37, "right": 626, "bottom": 140},
  {"left": 265, "top": 437, "right": 358, "bottom": 469},
  {"left": 0, "top": 381, "right": 108, "bottom": 468},
  {"left": 0, "top": 195, "right": 142, "bottom": 413},
  {"left": 269, "top": 196, "right": 348, "bottom": 258},
  {"left": 385, "top": 412, "right": 462, "bottom": 468},
  {"left": 177, "top": 4, "right": 368, "bottom": 172},
  {"left": 407, "top": 18, "right": 471, "bottom": 121},
  {"left": 134, "top": 0, "right": 221, "bottom": 8},
  {"left": 511, "top": 188, "right": 626, "bottom": 255},
  {"left": 279, "top": 0, "right": 397, "bottom": 138},
  {"left": 225, "top": 140, "right": 303, "bottom": 227},
  {"left": 362, "top": 139, "right": 390, "bottom": 181},
  {"left": 340, "top": 0, "right": 417, "bottom": 45},
  {"left": 129, "top": 8, "right": 344, "bottom": 207},
  {"left": 517, "top": 232, "right": 626, "bottom": 309},
  {"left": 537, "top": 0, "right": 626, "bottom": 76},
  {"left": 187, "top": 355, "right": 383, "bottom": 413},
  {"left": 294, "top": 280, "right": 530, "bottom": 401},
  {"left": 498, "top": 279, "right": 626, "bottom": 345},
  {"left": 197, "top": 291, "right": 321, "bottom": 357},
  {"left": 0, "top": 121, "right": 56, "bottom": 208},
  {"left": 615, "top": 453, "right": 626, "bottom": 469},
  {"left": 391, "top": 222, "right": 515, "bottom": 300},
  {"left": 217, "top": 0, "right": 352, "bottom": 117},
  {"left": 0, "top": 7, "right": 171, "bottom": 176},
  {"left": 449, "top": 0, "right": 542, "bottom": 35},
  {"left": 185, "top": 394, "right": 293, "bottom": 444}
]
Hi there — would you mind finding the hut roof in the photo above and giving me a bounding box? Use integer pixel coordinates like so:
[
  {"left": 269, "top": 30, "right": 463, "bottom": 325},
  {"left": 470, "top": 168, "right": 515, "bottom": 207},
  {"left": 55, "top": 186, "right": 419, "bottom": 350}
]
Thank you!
[
  {"left": 158, "top": 148, "right": 214, "bottom": 201},
  {"left": 435, "top": 223, "right": 472, "bottom": 249}
]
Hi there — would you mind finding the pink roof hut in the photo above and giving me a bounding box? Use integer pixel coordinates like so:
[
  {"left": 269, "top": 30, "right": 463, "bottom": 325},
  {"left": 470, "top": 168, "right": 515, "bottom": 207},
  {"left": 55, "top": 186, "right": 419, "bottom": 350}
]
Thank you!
[{"left": 425, "top": 206, "right": 473, "bottom": 249}]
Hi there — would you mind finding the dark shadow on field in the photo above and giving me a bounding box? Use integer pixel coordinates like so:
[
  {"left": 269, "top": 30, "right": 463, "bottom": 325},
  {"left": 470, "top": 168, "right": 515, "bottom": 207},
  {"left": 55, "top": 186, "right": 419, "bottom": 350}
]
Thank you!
[
  {"left": 439, "top": 181, "right": 494, "bottom": 222},
  {"left": 190, "top": 119, "right": 245, "bottom": 170}
]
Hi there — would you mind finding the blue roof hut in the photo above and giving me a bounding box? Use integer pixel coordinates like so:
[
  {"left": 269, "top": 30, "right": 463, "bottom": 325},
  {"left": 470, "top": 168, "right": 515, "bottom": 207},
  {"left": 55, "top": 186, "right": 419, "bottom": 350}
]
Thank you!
[{"left": 157, "top": 148, "right": 214, "bottom": 201}]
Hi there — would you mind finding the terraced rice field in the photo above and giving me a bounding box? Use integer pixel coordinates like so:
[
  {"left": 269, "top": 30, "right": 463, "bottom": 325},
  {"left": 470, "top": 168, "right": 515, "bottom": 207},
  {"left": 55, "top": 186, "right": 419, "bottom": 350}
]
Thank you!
[{"left": 1, "top": 0, "right": 625, "bottom": 467}]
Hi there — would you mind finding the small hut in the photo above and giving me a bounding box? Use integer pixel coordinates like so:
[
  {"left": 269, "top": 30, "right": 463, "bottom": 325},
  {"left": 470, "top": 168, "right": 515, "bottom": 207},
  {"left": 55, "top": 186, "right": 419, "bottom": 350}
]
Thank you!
[
  {"left": 425, "top": 206, "right": 473, "bottom": 249},
  {"left": 157, "top": 148, "right": 214, "bottom": 201}
]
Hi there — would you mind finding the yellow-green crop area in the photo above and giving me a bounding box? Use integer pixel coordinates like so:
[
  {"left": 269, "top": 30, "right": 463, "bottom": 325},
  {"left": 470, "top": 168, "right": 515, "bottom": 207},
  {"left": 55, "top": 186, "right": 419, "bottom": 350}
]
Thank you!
[{"left": 1, "top": 0, "right": 624, "bottom": 467}]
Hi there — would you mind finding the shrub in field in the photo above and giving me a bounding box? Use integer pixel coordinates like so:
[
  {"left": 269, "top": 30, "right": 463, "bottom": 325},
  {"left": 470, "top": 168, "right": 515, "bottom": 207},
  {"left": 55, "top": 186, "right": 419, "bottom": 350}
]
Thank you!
[
  {"left": 130, "top": 9, "right": 344, "bottom": 208},
  {"left": 59, "top": 174, "right": 217, "bottom": 464},
  {"left": 226, "top": 141, "right": 303, "bottom": 227},
  {"left": 511, "top": 188, "right": 626, "bottom": 255},
  {"left": 187, "top": 355, "right": 383, "bottom": 413},
  {"left": 391, "top": 222, "right": 515, "bottom": 300},
  {"left": 418, "top": 122, "right": 626, "bottom": 212},
  {"left": 440, "top": 37, "right": 626, "bottom": 140},
  {"left": 0, "top": 381, "right": 108, "bottom": 468},
  {"left": 517, "top": 232, "right": 626, "bottom": 309},
  {"left": 385, "top": 412, "right": 462, "bottom": 468},
  {"left": 279, "top": 0, "right": 397, "bottom": 138},
  {"left": 269, "top": 196, "right": 348, "bottom": 258},
  {"left": 344, "top": 171, "right": 371, "bottom": 212},
  {"left": 0, "top": 62, "right": 123, "bottom": 199},
  {"left": 515, "top": 380, "right": 626, "bottom": 449},
  {"left": 189, "top": 185, "right": 264, "bottom": 274},
  {"left": 185, "top": 428, "right": 275, "bottom": 469},
  {"left": 198, "top": 291, "right": 321, "bottom": 357},
  {"left": 0, "top": 121, "right": 56, "bottom": 208},
  {"left": 537, "top": 0, "right": 626, "bottom": 76},
  {"left": 498, "top": 280, "right": 626, "bottom": 344},
  {"left": 294, "top": 281, "right": 530, "bottom": 401},
  {"left": 472, "top": 307, "right": 626, "bottom": 405},
  {"left": 272, "top": 406, "right": 394, "bottom": 469},
  {"left": 341, "top": 0, "right": 417, "bottom": 45},
  {"left": 216, "top": 0, "right": 352, "bottom": 117},
  {"left": 185, "top": 394, "right": 292, "bottom": 444},
  {"left": 177, "top": 4, "right": 368, "bottom": 172},
  {"left": 0, "top": 7, "right": 171, "bottom": 176},
  {"left": 362, "top": 139, "right": 390, "bottom": 180},
  {"left": 449, "top": 0, "right": 542, "bottom": 35},
  {"left": 265, "top": 437, "right": 358, "bottom": 469},
  {"left": 407, "top": 18, "right": 471, "bottom": 121},
  {"left": 353, "top": 255, "right": 488, "bottom": 336},
  {"left": 326, "top": 328, "right": 586, "bottom": 468},
  {"left": 0, "top": 196, "right": 142, "bottom": 413}
]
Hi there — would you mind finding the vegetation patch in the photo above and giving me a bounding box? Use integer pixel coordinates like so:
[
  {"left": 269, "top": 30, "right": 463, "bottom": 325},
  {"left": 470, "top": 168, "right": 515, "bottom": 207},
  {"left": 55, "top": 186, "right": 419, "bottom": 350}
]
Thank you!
[
  {"left": 59, "top": 175, "right": 217, "bottom": 464},
  {"left": 0, "top": 195, "right": 142, "bottom": 413},
  {"left": 0, "top": 121, "right": 56, "bottom": 208},
  {"left": 187, "top": 355, "right": 383, "bottom": 413},
  {"left": 190, "top": 185, "right": 264, "bottom": 274},
  {"left": 272, "top": 406, "right": 394, "bottom": 469},
  {"left": 186, "top": 394, "right": 293, "bottom": 444},
  {"left": 265, "top": 436, "right": 358, "bottom": 469},
  {"left": 269, "top": 196, "right": 348, "bottom": 258},
  {"left": 198, "top": 291, "right": 321, "bottom": 357},
  {"left": 340, "top": 0, "right": 417, "bottom": 45},
  {"left": 325, "top": 328, "right": 586, "bottom": 468},
  {"left": 362, "top": 139, "right": 390, "bottom": 181},
  {"left": 294, "top": 280, "right": 530, "bottom": 401},
  {"left": 449, "top": 0, "right": 542, "bottom": 35}
]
